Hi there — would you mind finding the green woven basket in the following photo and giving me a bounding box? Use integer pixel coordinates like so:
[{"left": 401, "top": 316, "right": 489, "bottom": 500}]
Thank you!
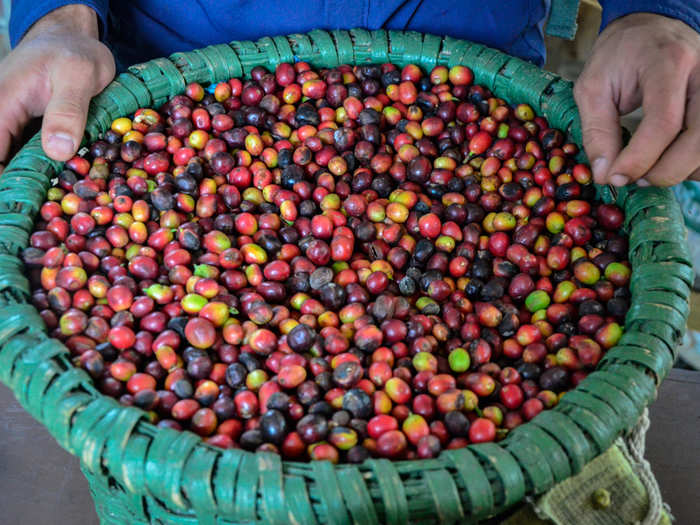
[{"left": 0, "top": 30, "right": 691, "bottom": 524}]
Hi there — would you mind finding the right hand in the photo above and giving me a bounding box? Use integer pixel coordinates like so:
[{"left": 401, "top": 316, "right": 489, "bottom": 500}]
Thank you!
[{"left": 0, "top": 5, "right": 115, "bottom": 173}]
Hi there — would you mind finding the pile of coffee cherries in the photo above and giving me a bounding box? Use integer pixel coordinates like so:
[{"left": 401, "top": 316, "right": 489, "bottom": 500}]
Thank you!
[{"left": 24, "top": 60, "right": 630, "bottom": 463}]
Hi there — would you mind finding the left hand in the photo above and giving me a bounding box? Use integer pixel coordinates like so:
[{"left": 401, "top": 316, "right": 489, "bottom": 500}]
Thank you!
[{"left": 574, "top": 13, "right": 700, "bottom": 187}]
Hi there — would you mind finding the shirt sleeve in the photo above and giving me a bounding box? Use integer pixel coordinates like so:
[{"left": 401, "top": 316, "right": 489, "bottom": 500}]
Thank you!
[
  {"left": 599, "top": 0, "right": 700, "bottom": 34},
  {"left": 9, "top": 1, "right": 110, "bottom": 48}
]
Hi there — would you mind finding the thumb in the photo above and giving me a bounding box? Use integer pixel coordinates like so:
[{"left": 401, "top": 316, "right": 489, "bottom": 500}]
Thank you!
[
  {"left": 41, "top": 70, "right": 94, "bottom": 161},
  {"left": 573, "top": 78, "right": 623, "bottom": 185}
]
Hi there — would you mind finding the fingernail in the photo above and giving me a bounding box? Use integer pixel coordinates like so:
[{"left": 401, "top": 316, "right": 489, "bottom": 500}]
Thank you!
[
  {"left": 46, "top": 133, "right": 75, "bottom": 157},
  {"left": 610, "top": 173, "right": 629, "bottom": 187},
  {"left": 592, "top": 158, "right": 608, "bottom": 183},
  {"left": 636, "top": 178, "right": 650, "bottom": 187}
]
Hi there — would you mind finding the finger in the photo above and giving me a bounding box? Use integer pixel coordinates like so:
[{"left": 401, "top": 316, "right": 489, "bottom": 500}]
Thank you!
[
  {"left": 607, "top": 66, "right": 690, "bottom": 185},
  {"left": 641, "top": 92, "right": 700, "bottom": 186},
  {"left": 0, "top": 127, "right": 11, "bottom": 166},
  {"left": 574, "top": 77, "right": 623, "bottom": 185},
  {"left": 41, "top": 64, "right": 95, "bottom": 161},
  {"left": 0, "top": 81, "right": 21, "bottom": 164},
  {"left": 642, "top": 128, "right": 700, "bottom": 186},
  {"left": 0, "top": 63, "right": 47, "bottom": 166}
]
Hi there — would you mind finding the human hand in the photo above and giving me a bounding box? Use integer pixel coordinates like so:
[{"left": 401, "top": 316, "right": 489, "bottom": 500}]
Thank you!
[
  {"left": 0, "top": 5, "right": 115, "bottom": 172},
  {"left": 574, "top": 13, "right": 700, "bottom": 187}
]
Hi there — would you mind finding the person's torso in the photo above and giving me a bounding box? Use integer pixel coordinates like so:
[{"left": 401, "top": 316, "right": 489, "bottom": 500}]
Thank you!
[{"left": 108, "top": 0, "right": 550, "bottom": 69}]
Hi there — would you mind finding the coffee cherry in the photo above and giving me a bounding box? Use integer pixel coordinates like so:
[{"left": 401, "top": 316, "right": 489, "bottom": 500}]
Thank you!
[{"left": 29, "top": 59, "right": 630, "bottom": 463}]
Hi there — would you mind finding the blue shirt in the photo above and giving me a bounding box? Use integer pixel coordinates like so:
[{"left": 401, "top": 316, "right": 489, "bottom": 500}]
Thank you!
[{"left": 10, "top": 1, "right": 700, "bottom": 68}]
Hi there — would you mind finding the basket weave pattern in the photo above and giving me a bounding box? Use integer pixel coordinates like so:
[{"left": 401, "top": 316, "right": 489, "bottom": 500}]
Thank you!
[{"left": 0, "top": 30, "right": 691, "bottom": 524}]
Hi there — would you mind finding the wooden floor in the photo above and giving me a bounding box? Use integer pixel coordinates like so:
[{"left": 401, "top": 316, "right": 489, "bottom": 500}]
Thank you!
[{"left": 1, "top": 368, "right": 699, "bottom": 525}]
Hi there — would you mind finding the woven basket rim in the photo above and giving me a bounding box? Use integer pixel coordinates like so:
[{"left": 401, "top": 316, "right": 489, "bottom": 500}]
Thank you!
[{"left": 0, "top": 29, "right": 691, "bottom": 524}]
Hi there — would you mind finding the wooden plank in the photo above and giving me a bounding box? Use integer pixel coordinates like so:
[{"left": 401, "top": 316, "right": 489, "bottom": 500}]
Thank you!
[
  {"left": 645, "top": 369, "right": 700, "bottom": 525},
  {"left": 0, "top": 384, "right": 98, "bottom": 525}
]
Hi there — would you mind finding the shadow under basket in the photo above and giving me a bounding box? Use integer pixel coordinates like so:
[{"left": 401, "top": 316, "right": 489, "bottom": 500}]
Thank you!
[{"left": 0, "top": 29, "right": 692, "bottom": 524}]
